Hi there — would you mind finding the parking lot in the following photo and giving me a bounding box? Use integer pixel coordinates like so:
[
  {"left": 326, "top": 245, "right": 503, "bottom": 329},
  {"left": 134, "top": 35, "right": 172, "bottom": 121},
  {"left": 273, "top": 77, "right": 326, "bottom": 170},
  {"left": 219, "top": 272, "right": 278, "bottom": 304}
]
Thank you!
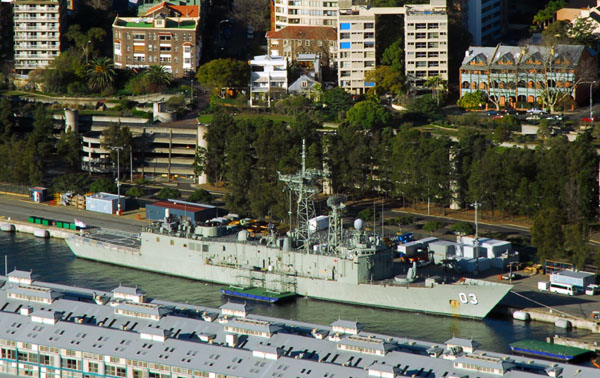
[{"left": 485, "top": 269, "right": 600, "bottom": 320}]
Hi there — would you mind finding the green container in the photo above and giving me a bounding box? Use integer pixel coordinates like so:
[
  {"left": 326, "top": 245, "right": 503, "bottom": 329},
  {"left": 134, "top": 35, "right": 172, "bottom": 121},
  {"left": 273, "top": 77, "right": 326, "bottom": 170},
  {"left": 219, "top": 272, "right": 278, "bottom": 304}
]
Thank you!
[
  {"left": 41, "top": 219, "right": 49, "bottom": 226},
  {"left": 62, "top": 223, "right": 70, "bottom": 229},
  {"left": 70, "top": 223, "right": 76, "bottom": 230},
  {"left": 56, "top": 222, "right": 63, "bottom": 228},
  {"left": 28, "top": 217, "right": 34, "bottom": 223},
  {"left": 34, "top": 218, "right": 41, "bottom": 224}
]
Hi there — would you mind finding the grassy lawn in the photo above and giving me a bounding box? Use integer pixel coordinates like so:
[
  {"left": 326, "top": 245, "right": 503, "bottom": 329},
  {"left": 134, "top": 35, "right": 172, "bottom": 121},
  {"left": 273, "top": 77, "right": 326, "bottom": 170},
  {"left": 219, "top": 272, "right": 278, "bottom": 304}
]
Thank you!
[{"left": 198, "top": 113, "right": 293, "bottom": 124}]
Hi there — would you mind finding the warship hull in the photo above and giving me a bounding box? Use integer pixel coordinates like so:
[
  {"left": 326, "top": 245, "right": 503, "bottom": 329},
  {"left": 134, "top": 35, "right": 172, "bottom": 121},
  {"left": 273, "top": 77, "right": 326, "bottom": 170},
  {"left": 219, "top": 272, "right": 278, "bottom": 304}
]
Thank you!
[{"left": 65, "top": 232, "right": 511, "bottom": 319}]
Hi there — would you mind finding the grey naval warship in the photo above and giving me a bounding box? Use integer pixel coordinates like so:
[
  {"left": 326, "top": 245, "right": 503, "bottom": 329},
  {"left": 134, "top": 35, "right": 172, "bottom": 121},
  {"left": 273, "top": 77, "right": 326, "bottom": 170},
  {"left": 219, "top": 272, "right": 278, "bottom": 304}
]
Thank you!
[{"left": 66, "top": 143, "right": 512, "bottom": 319}]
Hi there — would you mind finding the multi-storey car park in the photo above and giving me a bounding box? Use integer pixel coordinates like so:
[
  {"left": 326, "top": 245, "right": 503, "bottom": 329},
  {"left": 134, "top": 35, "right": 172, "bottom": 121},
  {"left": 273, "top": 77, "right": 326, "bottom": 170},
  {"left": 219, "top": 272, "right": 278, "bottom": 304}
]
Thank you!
[{"left": 0, "top": 270, "right": 597, "bottom": 378}]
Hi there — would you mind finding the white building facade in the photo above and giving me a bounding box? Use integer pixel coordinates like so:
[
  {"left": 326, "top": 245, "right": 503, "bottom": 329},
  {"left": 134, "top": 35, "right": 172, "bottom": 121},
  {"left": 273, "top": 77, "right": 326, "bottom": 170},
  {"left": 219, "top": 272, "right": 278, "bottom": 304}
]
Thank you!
[
  {"left": 249, "top": 55, "right": 288, "bottom": 107},
  {"left": 273, "top": 0, "right": 339, "bottom": 30},
  {"left": 13, "top": 0, "right": 66, "bottom": 75}
]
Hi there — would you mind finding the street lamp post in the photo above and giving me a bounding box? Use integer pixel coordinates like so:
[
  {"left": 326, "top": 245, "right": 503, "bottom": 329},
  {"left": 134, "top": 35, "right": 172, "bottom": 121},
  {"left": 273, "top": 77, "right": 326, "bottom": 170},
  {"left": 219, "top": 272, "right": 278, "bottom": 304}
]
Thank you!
[
  {"left": 590, "top": 81, "right": 595, "bottom": 120},
  {"left": 84, "top": 40, "right": 91, "bottom": 66},
  {"left": 190, "top": 79, "right": 193, "bottom": 103},
  {"left": 581, "top": 81, "right": 596, "bottom": 120},
  {"left": 112, "top": 146, "right": 123, "bottom": 215}
]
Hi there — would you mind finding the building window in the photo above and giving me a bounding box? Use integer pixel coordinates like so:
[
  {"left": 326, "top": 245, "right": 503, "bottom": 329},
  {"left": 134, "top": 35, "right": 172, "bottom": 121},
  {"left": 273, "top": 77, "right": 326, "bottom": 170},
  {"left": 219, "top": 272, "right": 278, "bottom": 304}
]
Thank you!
[
  {"left": 184, "top": 46, "right": 191, "bottom": 53},
  {"left": 160, "top": 46, "right": 171, "bottom": 52},
  {"left": 305, "top": 40, "right": 310, "bottom": 46},
  {"left": 88, "top": 362, "right": 99, "bottom": 373},
  {"left": 133, "top": 34, "right": 144, "bottom": 40},
  {"left": 61, "top": 358, "right": 79, "bottom": 370}
]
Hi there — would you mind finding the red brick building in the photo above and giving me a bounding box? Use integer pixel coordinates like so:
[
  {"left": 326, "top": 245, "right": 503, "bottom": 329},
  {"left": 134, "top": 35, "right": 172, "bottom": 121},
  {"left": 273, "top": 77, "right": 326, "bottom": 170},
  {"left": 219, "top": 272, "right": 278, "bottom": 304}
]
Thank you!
[{"left": 112, "top": 2, "right": 202, "bottom": 78}]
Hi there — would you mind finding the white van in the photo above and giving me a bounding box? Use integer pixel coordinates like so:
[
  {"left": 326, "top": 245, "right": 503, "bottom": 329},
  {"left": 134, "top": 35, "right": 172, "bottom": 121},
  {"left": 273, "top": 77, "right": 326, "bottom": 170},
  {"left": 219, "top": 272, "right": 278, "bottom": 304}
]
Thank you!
[
  {"left": 549, "top": 282, "right": 578, "bottom": 296},
  {"left": 585, "top": 284, "right": 599, "bottom": 296}
]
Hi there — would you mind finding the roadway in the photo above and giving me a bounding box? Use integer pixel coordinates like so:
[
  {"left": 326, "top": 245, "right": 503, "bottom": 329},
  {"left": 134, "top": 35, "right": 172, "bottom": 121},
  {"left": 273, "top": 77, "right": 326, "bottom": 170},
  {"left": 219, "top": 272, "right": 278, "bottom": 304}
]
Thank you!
[{"left": 0, "top": 193, "right": 145, "bottom": 234}]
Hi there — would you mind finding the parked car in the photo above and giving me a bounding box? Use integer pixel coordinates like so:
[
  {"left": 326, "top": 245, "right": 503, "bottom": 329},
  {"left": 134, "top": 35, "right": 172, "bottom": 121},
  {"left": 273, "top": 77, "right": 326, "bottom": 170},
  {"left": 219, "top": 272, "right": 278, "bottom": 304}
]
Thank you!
[
  {"left": 585, "top": 284, "right": 600, "bottom": 296},
  {"left": 581, "top": 116, "right": 597, "bottom": 123},
  {"left": 525, "top": 115, "right": 541, "bottom": 122},
  {"left": 502, "top": 273, "right": 522, "bottom": 281},
  {"left": 487, "top": 110, "right": 498, "bottom": 116},
  {"left": 547, "top": 114, "right": 563, "bottom": 121},
  {"left": 527, "top": 108, "right": 547, "bottom": 115}
]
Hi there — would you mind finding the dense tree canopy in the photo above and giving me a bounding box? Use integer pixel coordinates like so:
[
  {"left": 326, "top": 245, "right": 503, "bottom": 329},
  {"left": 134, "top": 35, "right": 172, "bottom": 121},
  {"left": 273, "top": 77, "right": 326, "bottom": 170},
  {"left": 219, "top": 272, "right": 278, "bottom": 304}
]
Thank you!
[
  {"left": 197, "top": 59, "right": 250, "bottom": 96},
  {"left": 346, "top": 101, "right": 390, "bottom": 130}
]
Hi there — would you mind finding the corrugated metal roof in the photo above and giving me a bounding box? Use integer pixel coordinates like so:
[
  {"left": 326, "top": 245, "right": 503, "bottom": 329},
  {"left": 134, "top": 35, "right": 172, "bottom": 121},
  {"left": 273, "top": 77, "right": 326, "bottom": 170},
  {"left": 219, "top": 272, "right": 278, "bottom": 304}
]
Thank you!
[{"left": 150, "top": 201, "right": 208, "bottom": 212}]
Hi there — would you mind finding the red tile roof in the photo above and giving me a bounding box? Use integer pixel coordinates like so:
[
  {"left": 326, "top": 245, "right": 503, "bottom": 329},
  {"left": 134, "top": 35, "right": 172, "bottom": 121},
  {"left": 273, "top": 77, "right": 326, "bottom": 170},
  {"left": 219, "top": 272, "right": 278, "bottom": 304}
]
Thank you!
[
  {"left": 266, "top": 26, "right": 337, "bottom": 41},
  {"left": 144, "top": 1, "right": 199, "bottom": 18}
]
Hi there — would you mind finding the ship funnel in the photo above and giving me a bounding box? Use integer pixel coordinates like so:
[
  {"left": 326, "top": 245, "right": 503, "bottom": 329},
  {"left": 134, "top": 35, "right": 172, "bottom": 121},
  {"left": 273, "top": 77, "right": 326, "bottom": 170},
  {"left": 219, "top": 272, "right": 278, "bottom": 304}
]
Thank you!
[{"left": 353, "top": 219, "right": 363, "bottom": 231}]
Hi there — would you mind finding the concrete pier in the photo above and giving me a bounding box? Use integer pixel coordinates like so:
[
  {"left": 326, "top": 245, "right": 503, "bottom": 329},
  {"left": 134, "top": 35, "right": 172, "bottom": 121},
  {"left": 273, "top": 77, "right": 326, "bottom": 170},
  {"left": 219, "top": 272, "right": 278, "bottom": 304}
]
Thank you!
[
  {"left": 0, "top": 218, "right": 74, "bottom": 239},
  {"left": 507, "top": 307, "right": 600, "bottom": 333},
  {"left": 552, "top": 335, "right": 600, "bottom": 352}
]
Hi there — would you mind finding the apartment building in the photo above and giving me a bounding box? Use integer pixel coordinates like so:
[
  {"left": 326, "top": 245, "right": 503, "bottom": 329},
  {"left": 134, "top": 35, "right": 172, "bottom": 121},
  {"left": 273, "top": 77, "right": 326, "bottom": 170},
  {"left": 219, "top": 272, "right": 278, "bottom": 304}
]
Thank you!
[
  {"left": 273, "top": 0, "right": 339, "bottom": 30},
  {"left": 249, "top": 55, "right": 288, "bottom": 107},
  {"left": 461, "top": 0, "right": 504, "bottom": 45},
  {"left": 337, "top": 0, "right": 448, "bottom": 93},
  {"left": 403, "top": 0, "right": 449, "bottom": 87},
  {"left": 112, "top": 2, "right": 201, "bottom": 78},
  {"left": 13, "top": 0, "right": 67, "bottom": 75},
  {"left": 459, "top": 44, "right": 596, "bottom": 109}
]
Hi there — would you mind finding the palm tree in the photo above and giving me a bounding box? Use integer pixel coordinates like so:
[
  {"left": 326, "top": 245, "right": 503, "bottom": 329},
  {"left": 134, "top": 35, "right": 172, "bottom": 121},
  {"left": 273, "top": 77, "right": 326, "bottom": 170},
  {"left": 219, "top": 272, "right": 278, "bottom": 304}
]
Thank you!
[
  {"left": 87, "top": 57, "right": 116, "bottom": 93},
  {"left": 425, "top": 75, "right": 447, "bottom": 106},
  {"left": 144, "top": 65, "right": 172, "bottom": 92}
]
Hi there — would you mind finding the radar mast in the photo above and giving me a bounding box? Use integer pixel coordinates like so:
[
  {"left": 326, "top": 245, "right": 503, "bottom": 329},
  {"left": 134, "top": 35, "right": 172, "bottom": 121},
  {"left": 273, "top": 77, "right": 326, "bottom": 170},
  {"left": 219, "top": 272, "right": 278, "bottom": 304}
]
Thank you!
[{"left": 278, "top": 140, "right": 327, "bottom": 252}]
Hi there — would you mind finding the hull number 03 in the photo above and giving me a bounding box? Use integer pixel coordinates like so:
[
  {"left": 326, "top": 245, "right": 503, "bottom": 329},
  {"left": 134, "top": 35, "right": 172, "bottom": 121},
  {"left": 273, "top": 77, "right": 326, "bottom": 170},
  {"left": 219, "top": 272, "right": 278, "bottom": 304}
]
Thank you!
[{"left": 458, "top": 292, "right": 478, "bottom": 305}]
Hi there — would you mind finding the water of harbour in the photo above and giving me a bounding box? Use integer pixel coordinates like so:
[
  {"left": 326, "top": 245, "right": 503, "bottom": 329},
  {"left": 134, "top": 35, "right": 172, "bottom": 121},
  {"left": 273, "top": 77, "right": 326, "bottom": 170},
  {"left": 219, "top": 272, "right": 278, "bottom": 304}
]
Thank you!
[{"left": 0, "top": 232, "right": 590, "bottom": 354}]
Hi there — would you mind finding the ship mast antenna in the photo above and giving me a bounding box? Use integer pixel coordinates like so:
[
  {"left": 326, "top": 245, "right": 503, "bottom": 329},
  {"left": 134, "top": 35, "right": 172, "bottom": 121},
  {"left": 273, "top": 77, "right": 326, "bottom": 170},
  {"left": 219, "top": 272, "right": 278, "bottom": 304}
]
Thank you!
[{"left": 278, "top": 139, "right": 328, "bottom": 252}]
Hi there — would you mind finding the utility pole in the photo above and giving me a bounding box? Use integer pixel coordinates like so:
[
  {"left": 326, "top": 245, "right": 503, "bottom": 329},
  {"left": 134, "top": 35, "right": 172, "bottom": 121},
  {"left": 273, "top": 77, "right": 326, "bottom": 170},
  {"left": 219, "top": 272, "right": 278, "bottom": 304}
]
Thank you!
[
  {"left": 130, "top": 148, "right": 133, "bottom": 183},
  {"left": 113, "top": 146, "right": 124, "bottom": 215},
  {"left": 472, "top": 202, "right": 480, "bottom": 275}
]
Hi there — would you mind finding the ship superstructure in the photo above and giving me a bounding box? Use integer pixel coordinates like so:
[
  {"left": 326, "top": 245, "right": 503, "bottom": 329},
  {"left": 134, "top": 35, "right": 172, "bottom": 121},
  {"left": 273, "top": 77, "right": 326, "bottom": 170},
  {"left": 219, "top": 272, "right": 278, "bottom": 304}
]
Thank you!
[
  {"left": 65, "top": 142, "right": 512, "bottom": 319},
  {"left": 0, "top": 271, "right": 594, "bottom": 378}
]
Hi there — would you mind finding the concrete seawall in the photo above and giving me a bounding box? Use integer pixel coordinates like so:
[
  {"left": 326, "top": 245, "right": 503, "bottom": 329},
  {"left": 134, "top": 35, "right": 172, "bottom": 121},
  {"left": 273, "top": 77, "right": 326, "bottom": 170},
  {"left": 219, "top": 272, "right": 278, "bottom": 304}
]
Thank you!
[
  {"left": 506, "top": 306, "right": 600, "bottom": 333},
  {"left": 0, "top": 218, "right": 75, "bottom": 239}
]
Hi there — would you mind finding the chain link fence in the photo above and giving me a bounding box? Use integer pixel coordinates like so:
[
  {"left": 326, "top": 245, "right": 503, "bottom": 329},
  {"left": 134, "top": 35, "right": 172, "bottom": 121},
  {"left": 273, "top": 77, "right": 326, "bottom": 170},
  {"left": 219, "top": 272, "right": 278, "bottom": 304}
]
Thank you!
[{"left": 0, "top": 183, "right": 30, "bottom": 195}]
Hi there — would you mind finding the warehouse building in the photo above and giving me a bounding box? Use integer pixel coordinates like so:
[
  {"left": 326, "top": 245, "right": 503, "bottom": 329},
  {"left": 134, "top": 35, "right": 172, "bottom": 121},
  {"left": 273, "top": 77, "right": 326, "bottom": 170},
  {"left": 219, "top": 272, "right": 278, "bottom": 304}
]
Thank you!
[{"left": 146, "top": 199, "right": 216, "bottom": 222}]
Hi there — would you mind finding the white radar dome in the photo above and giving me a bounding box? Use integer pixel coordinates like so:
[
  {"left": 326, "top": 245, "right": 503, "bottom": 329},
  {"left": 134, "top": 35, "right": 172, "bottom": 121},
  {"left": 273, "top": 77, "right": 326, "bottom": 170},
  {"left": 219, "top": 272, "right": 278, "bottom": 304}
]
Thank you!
[{"left": 354, "top": 219, "right": 364, "bottom": 231}]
